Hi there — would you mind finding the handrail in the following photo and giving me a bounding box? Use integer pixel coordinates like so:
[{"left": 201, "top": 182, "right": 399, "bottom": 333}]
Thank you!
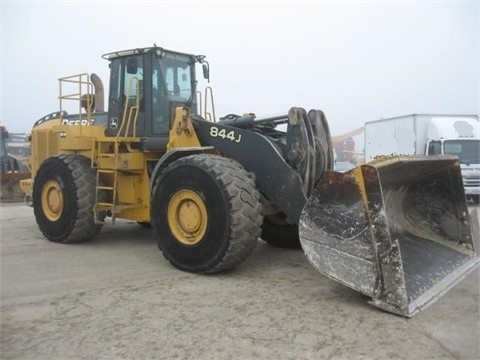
[
  {"left": 118, "top": 76, "right": 140, "bottom": 139},
  {"left": 204, "top": 86, "right": 216, "bottom": 122},
  {"left": 58, "top": 73, "right": 94, "bottom": 124},
  {"left": 196, "top": 90, "right": 203, "bottom": 118}
]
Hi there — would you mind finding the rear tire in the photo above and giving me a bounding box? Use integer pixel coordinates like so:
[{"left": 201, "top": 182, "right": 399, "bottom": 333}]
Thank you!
[
  {"left": 33, "top": 154, "right": 101, "bottom": 243},
  {"left": 151, "top": 154, "right": 262, "bottom": 274}
]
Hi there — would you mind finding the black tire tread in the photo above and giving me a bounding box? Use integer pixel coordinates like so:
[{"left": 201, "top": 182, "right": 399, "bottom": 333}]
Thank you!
[
  {"left": 157, "top": 155, "right": 263, "bottom": 273},
  {"left": 34, "top": 154, "right": 101, "bottom": 243}
]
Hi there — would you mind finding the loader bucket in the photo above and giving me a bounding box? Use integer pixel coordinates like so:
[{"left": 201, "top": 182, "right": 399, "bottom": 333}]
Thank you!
[
  {"left": 1, "top": 171, "right": 31, "bottom": 201},
  {"left": 299, "top": 155, "right": 479, "bottom": 317}
]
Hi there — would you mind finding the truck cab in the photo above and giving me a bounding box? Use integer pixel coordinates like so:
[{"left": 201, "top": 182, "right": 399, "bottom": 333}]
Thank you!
[{"left": 426, "top": 117, "right": 480, "bottom": 202}]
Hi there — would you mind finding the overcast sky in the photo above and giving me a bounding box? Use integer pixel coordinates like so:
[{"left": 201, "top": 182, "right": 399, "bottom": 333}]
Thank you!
[{"left": 1, "top": 1, "right": 478, "bottom": 136}]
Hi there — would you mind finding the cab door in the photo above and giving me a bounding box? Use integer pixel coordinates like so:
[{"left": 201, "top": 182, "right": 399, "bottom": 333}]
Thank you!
[{"left": 107, "top": 55, "right": 146, "bottom": 137}]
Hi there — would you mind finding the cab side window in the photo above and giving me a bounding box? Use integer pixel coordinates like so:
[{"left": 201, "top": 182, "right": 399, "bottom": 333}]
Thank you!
[{"left": 428, "top": 141, "right": 442, "bottom": 155}]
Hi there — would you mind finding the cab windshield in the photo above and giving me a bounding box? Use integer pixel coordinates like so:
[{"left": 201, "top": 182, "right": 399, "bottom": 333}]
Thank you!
[
  {"left": 444, "top": 140, "right": 480, "bottom": 164},
  {"left": 157, "top": 52, "right": 194, "bottom": 101},
  {"left": 149, "top": 52, "right": 196, "bottom": 134}
]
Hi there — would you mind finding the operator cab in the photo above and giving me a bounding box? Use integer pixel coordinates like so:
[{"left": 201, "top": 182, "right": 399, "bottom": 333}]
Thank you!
[{"left": 102, "top": 46, "right": 208, "bottom": 150}]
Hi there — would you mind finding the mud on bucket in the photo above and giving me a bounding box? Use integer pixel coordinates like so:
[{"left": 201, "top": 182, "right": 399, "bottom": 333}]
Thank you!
[{"left": 299, "top": 155, "right": 479, "bottom": 317}]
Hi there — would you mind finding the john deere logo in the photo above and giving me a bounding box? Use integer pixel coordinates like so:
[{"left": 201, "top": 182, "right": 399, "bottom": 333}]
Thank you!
[{"left": 109, "top": 117, "right": 118, "bottom": 129}]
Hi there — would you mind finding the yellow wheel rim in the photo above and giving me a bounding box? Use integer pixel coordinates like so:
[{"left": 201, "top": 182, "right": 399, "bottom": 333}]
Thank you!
[
  {"left": 41, "top": 180, "right": 64, "bottom": 221},
  {"left": 168, "top": 190, "right": 208, "bottom": 245}
]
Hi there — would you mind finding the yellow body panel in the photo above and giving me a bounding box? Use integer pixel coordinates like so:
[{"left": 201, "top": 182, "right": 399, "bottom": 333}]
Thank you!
[
  {"left": 25, "top": 106, "right": 195, "bottom": 224},
  {"left": 30, "top": 127, "right": 61, "bottom": 176},
  {"left": 97, "top": 152, "right": 145, "bottom": 170},
  {"left": 30, "top": 121, "right": 108, "bottom": 176},
  {"left": 167, "top": 107, "right": 202, "bottom": 149},
  {"left": 113, "top": 171, "right": 150, "bottom": 222}
]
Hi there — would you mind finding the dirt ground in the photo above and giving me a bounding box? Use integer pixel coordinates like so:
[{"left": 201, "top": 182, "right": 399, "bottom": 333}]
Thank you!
[{"left": 0, "top": 203, "right": 479, "bottom": 360}]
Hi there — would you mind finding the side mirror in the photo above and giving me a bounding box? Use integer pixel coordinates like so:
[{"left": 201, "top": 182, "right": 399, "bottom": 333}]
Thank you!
[
  {"left": 127, "top": 57, "right": 138, "bottom": 74},
  {"left": 202, "top": 63, "right": 210, "bottom": 82}
]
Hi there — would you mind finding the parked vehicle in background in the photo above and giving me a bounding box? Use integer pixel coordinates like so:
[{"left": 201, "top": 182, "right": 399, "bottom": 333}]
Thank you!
[
  {"left": 334, "top": 161, "right": 355, "bottom": 172},
  {"left": 0, "top": 125, "right": 31, "bottom": 201},
  {"left": 365, "top": 114, "right": 480, "bottom": 203}
]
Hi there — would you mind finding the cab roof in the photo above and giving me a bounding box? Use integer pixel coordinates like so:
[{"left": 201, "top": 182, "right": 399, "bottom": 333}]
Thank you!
[{"left": 102, "top": 46, "right": 198, "bottom": 61}]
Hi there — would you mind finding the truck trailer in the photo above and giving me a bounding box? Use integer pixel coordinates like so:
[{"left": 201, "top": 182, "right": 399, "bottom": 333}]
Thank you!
[{"left": 364, "top": 114, "right": 480, "bottom": 203}]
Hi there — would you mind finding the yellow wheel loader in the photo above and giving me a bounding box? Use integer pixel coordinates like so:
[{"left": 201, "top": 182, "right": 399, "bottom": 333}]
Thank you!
[{"left": 20, "top": 46, "right": 479, "bottom": 317}]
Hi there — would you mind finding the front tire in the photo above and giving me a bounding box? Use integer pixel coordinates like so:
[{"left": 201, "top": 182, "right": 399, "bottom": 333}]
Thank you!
[
  {"left": 151, "top": 154, "right": 262, "bottom": 274},
  {"left": 33, "top": 154, "right": 101, "bottom": 243}
]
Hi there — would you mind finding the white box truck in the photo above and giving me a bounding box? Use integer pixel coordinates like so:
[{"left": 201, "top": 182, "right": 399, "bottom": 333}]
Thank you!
[{"left": 364, "top": 114, "right": 480, "bottom": 203}]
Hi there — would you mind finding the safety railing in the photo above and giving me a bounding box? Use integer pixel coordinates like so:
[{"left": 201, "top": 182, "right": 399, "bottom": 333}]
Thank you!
[
  {"left": 196, "top": 86, "right": 216, "bottom": 122},
  {"left": 58, "top": 73, "right": 94, "bottom": 123}
]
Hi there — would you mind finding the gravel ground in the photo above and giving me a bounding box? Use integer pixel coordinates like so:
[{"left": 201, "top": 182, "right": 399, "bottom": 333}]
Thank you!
[{"left": 1, "top": 203, "right": 479, "bottom": 360}]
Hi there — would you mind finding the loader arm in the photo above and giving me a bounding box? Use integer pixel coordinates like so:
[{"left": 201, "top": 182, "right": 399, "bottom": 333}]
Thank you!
[
  {"left": 192, "top": 118, "right": 308, "bottom": 224},
  {"left": 191, "top": 107, "right": 333, "bottom": 224}
]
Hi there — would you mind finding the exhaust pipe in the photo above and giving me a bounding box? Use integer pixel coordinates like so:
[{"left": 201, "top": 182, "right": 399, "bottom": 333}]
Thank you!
[
  {"left": 299, "top": 155, "right": 479, "bottom": 316},
  {"left": 90, "top": 73, "right": 104, "bottom": 112}
]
